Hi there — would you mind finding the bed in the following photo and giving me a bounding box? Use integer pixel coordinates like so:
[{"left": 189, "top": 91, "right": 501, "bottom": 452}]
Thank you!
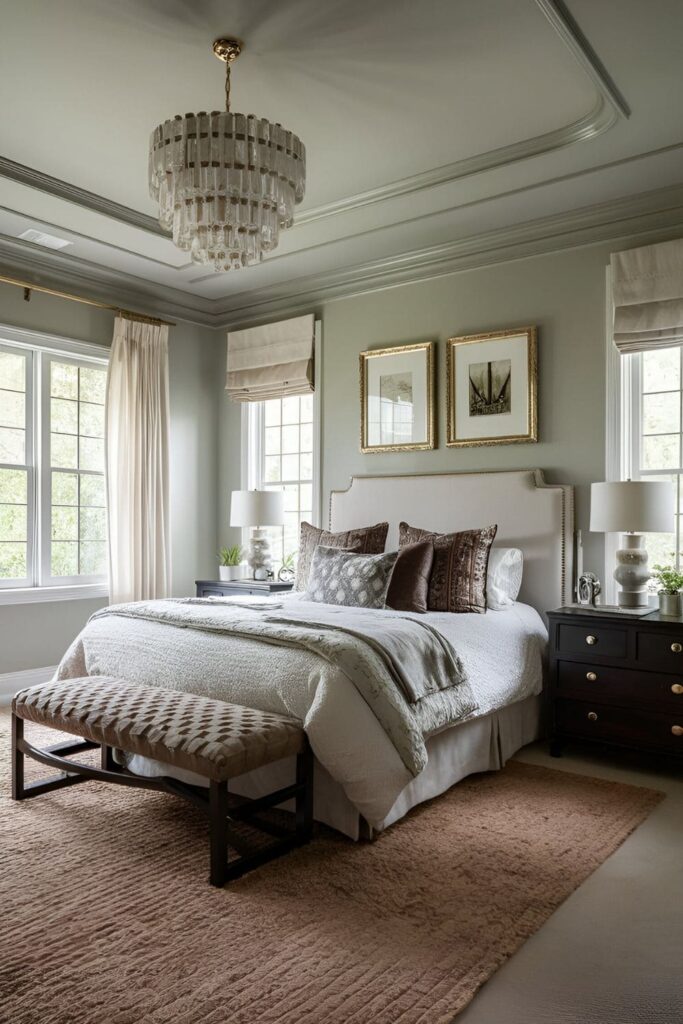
[{"left": 55, "top": 468, "right": 574, "bottom": 839}]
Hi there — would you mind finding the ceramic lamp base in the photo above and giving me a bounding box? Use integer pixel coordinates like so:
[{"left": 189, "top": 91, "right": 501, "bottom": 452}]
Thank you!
[
  {"left": 247, "top": 527, "right": 273, "bottom": 579},
  {"left": 614, "top": 533, "right": 650, "bottom": 608}
]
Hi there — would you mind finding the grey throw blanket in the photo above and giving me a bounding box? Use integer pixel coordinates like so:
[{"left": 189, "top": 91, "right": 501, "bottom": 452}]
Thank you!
[{"left": 86, "top": 598, "right": 478, "bottom": 776}]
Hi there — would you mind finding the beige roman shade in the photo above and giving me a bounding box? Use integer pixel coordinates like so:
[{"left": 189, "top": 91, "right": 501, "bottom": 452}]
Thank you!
[
  {"left": 611, "top": 237, "right": 683, "bottom": 353},
  {"left": 226, "top": 314, "right": 315, "bottom": 402}
]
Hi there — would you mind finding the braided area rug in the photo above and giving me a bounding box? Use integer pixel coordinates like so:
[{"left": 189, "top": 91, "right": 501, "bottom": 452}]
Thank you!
[{"left": 0, "top": 718, "right": 662, "bottom": 1024}]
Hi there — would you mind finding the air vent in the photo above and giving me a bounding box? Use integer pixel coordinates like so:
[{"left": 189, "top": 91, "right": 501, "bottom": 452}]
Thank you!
[{"left": 18, "top": 229, "right": 72, "bottom": 250}]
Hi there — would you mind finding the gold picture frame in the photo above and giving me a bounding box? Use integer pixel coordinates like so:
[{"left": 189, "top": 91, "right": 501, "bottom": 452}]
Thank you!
[
  {"left": 446, "top": 326, "right": 537, "bottom": 448},
  {"left": 360, "top": 341, "right": 435, "bottom": 453}
]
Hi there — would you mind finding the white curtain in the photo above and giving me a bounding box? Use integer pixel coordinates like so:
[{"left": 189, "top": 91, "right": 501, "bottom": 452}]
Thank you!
[
  {"left": 226, "top": 313, "right": 314, "bottom": 401},
  {"left": 611, "top": 237, "right": 683, "bottom": 352},
  {"left": 106, "top": 316, "right": 171, "bottom": 603}
]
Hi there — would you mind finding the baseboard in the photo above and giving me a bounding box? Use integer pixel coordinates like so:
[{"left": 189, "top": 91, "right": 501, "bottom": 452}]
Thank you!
[{"left": 0, "top": 665, "right": 57, "bottom": 706}]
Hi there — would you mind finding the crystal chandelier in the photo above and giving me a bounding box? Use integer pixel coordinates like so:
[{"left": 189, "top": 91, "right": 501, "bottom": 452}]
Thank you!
[{"left": 148, "top": 38, "right": 306, "bottom": 271}]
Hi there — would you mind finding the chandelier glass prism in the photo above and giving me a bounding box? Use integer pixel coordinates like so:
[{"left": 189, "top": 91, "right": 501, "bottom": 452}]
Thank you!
[{"left": 149, "top": 38, "right": 306, "bottom": 271}]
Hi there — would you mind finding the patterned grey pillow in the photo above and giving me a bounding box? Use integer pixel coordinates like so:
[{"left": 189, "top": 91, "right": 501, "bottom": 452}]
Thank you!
[{"left": 305, "top": 546, "right": 399, "bottom": 609}]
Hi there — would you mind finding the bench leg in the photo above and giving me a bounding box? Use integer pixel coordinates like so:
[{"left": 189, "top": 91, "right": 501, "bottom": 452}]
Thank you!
[
  {"left": 100, "top": 743, "right": 117, "bottom": 772},
  {"left": 209, "top": 780, "right": 229, "bottom": 887},
  {"left": 295, "top": 742, "right": 314, "bottom": 844},
  {"left": 11, "top": 713, "right": 25, "bottom": 800}
]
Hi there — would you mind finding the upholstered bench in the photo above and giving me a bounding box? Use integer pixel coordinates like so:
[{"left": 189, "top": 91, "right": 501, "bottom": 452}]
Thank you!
[{"left": 11, "top": 677, "right": 313, "bottom": 886}]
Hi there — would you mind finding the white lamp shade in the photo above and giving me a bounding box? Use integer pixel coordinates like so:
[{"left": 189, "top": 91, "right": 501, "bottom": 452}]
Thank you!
[
  {"left": 230, "top": 489, "right": 285, "bottom": 528},
  {"left": 590, "top": 480, "right": 674, "bottom": 534}
]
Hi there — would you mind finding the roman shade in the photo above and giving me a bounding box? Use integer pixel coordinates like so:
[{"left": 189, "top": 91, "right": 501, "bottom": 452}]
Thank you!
[
  {"left": 611, "top": 237, "right": 683, "bottom": 353},
  {"left": 226, "top": 313, "right": 315, "bottom": 402}
]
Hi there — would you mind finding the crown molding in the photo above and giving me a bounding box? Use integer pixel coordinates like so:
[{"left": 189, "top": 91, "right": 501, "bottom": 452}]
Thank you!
[{"left": 213, "top": 183, "right": 683, "bottom": 328}]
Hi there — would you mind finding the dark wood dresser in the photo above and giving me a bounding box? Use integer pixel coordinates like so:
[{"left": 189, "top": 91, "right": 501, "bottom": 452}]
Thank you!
[
  {"left": 195, "top": 579, "right": 294, "bottom": 598},
  {"left": 548, "top": 606, "right": 683, "bottom": 761}
]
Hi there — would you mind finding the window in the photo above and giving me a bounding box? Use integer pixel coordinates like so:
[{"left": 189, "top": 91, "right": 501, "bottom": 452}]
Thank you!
[
  {"left": 245, "top": 392, "right": 319, "bottom": 569},
  {"left": 0, "top": 334, "right": 108, "bottom": 593},
  {"left": 622, "top": 346, "right": 681, "bottom": 569}
]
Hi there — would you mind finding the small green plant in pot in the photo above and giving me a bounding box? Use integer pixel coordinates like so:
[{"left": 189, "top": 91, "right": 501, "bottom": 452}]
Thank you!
[
  {"left": 651, "top": 562, "right": 683, "bottom": 617},
  {"left": 278, "top": 550, "right": 297, "bottom": 583},
  {"left": 219, "top": 544, "right": 244, "bottom": 582}
]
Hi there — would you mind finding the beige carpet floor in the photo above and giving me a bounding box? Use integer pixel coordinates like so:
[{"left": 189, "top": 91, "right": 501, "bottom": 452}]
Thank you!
[{"left": 0, "top": 719, "right": 663, "bottom": 1024}]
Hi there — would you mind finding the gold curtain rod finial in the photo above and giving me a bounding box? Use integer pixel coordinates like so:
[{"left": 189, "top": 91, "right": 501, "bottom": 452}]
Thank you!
[{"left": 213, "top": 38, "right": 242, "bottom": 63}]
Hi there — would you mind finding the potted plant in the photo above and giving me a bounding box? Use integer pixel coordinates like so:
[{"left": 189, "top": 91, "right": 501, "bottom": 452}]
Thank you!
[
  {"left": 218, "top": 545, "right": 244, "bottom": 582},
  {"left": 278, "top": 550, "right": 297, "bottom": 583},
  {"left": 651, "top": 562, "right": 683, "bottom": 617}
]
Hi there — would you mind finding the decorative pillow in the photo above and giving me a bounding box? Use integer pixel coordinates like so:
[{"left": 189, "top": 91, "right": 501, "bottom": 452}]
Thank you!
[
  {"left": 386, "top": 540, "right": 434, "bottom": 613},
  {"left": 305, "top": 546, "right": 398, "bottom": 609},
  {"left": 487, "top": 547, "right": 523, "bottom": 610},
  {"left": 295, "top": 521, "right": 389, "bottom": 591},
  {"left": 399, "top": 522, "right": 498, "bottom": 614}
]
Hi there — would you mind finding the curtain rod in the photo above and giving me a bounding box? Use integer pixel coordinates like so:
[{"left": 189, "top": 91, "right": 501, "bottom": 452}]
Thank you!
[{"left": 0, "top": 273, "right": 176, "bottom": 328}]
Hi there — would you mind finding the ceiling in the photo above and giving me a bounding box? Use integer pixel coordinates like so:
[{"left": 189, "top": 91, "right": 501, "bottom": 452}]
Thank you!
[{"left": 0, "top": 0, "right": 682, "bottom": 326}]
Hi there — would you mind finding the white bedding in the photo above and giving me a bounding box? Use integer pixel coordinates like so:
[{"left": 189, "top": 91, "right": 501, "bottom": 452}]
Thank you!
[{"left": 84, "top": 596, "right": 547, "bottom": 828}]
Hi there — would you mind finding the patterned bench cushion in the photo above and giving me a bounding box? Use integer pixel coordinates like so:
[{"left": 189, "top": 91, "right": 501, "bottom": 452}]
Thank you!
[{"left": 12, "top": 677, "right": 305, "bottom": 782}]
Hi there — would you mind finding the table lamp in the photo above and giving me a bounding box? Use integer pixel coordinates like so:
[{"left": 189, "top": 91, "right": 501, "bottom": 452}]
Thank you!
[
  {"left": 230, "top": 490, "right": 285, "bottom": 580},
  {"left": 590, "top": 480, "right": 674, "bottom": 609}
]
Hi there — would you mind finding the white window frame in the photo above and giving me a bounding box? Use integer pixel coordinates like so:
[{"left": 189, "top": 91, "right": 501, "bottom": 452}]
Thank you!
[
  {"left": 241, "top": 320, "right": 322, "bottom": 547},
  {"left": 0, "top": 324, "right": 109, "bottom": 606}
]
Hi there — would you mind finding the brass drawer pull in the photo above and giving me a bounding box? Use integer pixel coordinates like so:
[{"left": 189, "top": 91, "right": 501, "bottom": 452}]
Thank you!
[
  {"left": 672, "top": 643, "right": 682, "bottom": 653},
  {"left": 587, "top": 711, "right": 598, "bottom": 721},
  {"left": 672, "top": 684, "right": 683, "bottom": 694},
  {"left": 672, "top": 725, "right": 683, "bottom": 736},
  {"left": 585, "top": 635, "right": 598, "bottom": 646},
  {"left": 586, "top": 671, "right": 597, "bottom": 681}
]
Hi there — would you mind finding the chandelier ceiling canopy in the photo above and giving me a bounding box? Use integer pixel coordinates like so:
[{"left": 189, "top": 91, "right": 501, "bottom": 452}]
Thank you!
[{"left": 149, "top": 38, "right": 306, "bottom": 272}]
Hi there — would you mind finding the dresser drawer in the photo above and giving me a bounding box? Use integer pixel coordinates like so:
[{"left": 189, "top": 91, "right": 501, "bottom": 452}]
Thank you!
[
  {"left": 637, "top": 631, "right": 683, "bottom": 673},
  {"left": 556, "top": 698, "right": 683, "bottom": 754},
  {"left": 556, "top": 661, "right": 683, "bottom": 711},
  {"left": 556, "top": 622, "right": 628, "bottom": 659}
]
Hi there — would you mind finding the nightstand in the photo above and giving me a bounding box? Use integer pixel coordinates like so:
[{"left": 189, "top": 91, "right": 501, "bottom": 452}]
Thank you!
[
  {"left": 195, "top": 579, "right": 294, "bottom": 598},
  {"left": 548, "top": 606, "right": 683, "bottom": 761}
]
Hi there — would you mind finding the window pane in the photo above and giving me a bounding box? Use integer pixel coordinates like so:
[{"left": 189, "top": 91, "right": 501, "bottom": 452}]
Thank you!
[
  {"left": 0, "top": 503, "right": 26, "bottom": 541},
  {"left": 51, "top": 361, "right": 78, "bottom": 399},
  {"left": 641, "top": 434, "right": 680, "bottom": 471},
  {"left": 300, "top": 483, "right": 312, "bottom": 510},
  {"left": 0, "top": 352, "right": 25, "bottom": 391},
  {"left": 79, "top": 401, "right": 105, "bottom": 438},
  {"left": 300, "top": 422, "right": 313, "bottom": 452},
  {"left": 51, "top": 432, "right": 78, "bottom": 469},
  {"left": 80, "top": 541, "right": 107, "bottom": 575},
  {"left": 282, "top": 425, "right": 299, "bottom": 454},
  {"left": 643, "top": 348, "right": 680, "bottom": 393},
  {"left": 79, "top": 366, "right": 106, "bottom": 404},
  {"left": 0, "top": 542, "right": 26, "bottom": 579},
  {"left": 0, "top": 467, "right": 27, "bottom": 504},
  {"left": 282, "top": 396, "right": 299, "bottom": 424},
  {"left": 52, "top": 471, "right": 78, "bottom": 506},
  {"left": 51, "top": 397, "right": 78, "bottom": 434},
  {"left": 264, "top": 427, "right": 280, "bottom": 455},
  {"left": 0, "top": 389, "right": 24, "bottom": 428},
  {"left": 52, "top": 506, "right": 78, "bottom": 541},
  {"left": 79, "top": 437, "right": 104, "bottom": 472},
  {"left": 80, "top": 507, "right": 107, "bottom": 541},
  {"left": 264, "top": 456, "right": 281, "bottom": 483},
  {"left": 0, "top": 427, "right": 24, "bottom": 464},
  {"left": 283, "top": 484, "right": 298, "bottom": 513},
  {"left": 80, "top": 474, "right": 106, "bottom": 507},
  {"left": 281, "top": 454, "right": 299, "bottom": 480},
  {"left": 264, "top": 399, "right": 281, "bottom": 426},
  {"left": 642, "top": 392, "right": 680, "bottom": 435},
  {"left": 300, "top": 452, "right": 313, "bottom": 480},
  {"left": 300, "top": 394, "right": 313, "bottom": 422},
  {"left": 51, "top": 541, "right": 78, "bottom": 577},
  {"left": 648, "top": 533, "right": 677, "bottom": 569}
]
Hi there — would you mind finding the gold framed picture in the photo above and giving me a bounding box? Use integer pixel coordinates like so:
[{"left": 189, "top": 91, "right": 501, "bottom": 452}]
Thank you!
[
  {"left": 360, "top": 341, "right": 435, "bottom": 453},
  {"left": 446, "top": 327, "right": 537, "bottom": 448}
]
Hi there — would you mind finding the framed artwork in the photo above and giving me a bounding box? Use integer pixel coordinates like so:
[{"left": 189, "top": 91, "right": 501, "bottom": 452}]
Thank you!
[
  {"left": 446, "top": 326, "right": 537, "bottom": 447},
  {"left": 360, "top": 341, "right": 435, "bottom": 453}
]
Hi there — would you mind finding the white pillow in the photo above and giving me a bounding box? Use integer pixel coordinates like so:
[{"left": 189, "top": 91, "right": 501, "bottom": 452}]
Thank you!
[{"left": 487, "top": 548, "right": 523, "bottom": 610}]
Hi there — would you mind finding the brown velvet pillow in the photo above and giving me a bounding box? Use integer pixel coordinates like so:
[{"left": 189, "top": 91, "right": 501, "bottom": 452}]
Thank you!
[
  {"left": 295, "top": 521, "right": 389, "bottom": 592},
  {"left": 399, "top": 522, "right": 498, "bottom": 614},
  {"left": 386, "top": 540, "right": 434, "bottom": 613}
]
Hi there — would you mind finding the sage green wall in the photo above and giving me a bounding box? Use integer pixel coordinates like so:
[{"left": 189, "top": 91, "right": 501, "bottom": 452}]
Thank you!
[
  {"left": 319, "top": 243, "right": 615, "bottom": 578},
  {"left": 0, "top": 282, "right": 223, "bottom": 673}
]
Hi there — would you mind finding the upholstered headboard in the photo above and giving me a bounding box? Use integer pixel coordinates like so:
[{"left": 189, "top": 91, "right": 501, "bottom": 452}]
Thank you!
[{"left": 329, "top": 469, "right": 574, "bottom": 616}]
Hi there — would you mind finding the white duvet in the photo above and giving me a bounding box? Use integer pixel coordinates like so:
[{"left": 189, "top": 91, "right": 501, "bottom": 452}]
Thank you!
[{"left": 56, "top": 596, "right": 546, "bottom": 827}]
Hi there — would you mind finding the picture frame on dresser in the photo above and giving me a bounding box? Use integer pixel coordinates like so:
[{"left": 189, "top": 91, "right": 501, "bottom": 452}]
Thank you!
[
  {"left": 547, "top": 606, "right": 683, "bottom": 762},
  {"left": 446, "top": 326, "right": 537, "bottom": 447},
  {"left": 359, "top": 341, "right": 435, "bottom": 453}
]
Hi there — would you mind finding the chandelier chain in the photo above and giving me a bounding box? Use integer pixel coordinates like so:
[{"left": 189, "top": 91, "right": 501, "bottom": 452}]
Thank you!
[{"left": 225, "top": 62, "right": 231, "bottom": 112}]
